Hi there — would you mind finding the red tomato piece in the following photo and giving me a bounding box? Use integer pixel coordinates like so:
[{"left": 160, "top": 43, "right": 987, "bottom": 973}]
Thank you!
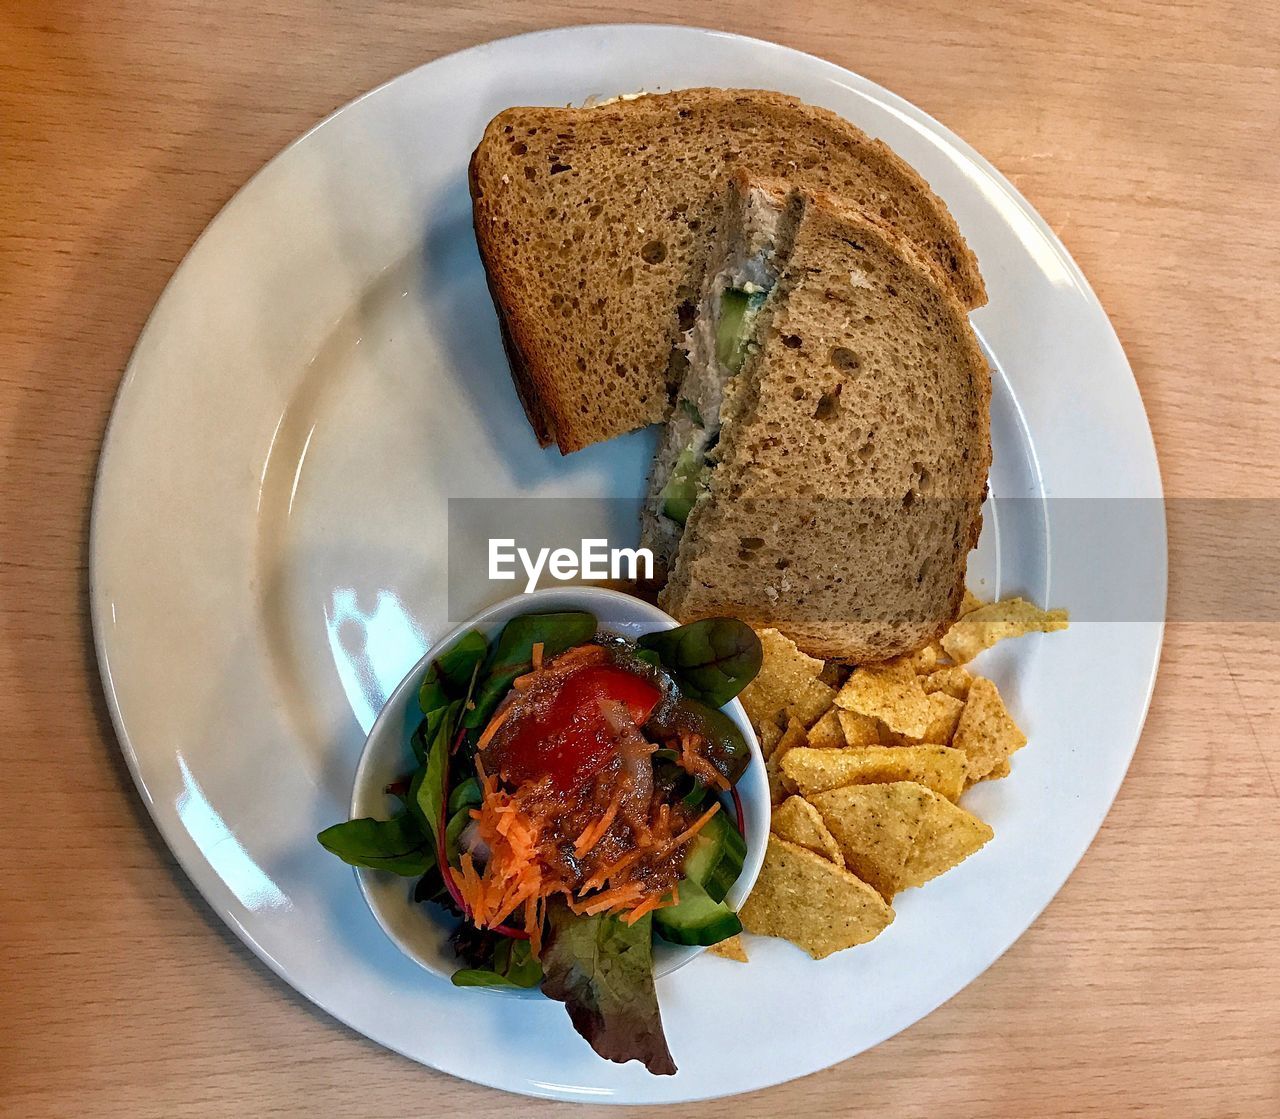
[{"left": 487, "top": 664, "right": 662, "bottom": 788}]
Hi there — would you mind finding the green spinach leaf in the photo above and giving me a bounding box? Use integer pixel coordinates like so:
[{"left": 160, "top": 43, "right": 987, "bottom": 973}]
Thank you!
[
  {"left": 447, "top": 776, "right": 482, "bottom": 816},
  {"left": 465, "top": 612, "right": 597, "bottom": 732},
  {"left": 680, "top": 697, "right": 753, "bottom": 784},
  {"left": 410, "top": 703, "right": 449, "bottom": 766},
  {"left": 443, "top": 801, "right": 476, "bottom": 867},
  {"left": 632, "top": 647, "right": 662, "bottom": 669},
  {"left": 451, "top": 938, "right": 542, "bottom": 989},
  {"left": 443, "top": 775, "right": 484, "bottom": 865},
  {"left": 418, "top": 629, "right": 488, "bottom": 714},
  {"left": 411, "top": 698, "right": 461, "bottom": 841},
  {"left": 540, "top": 902, "right": 676, "bottom": 1075},
  {"left": 637, "top": 618, "right": 761, "bottom": 708},
  {"left": 316, "top": 813, "right": 435, "bottom": 877}
]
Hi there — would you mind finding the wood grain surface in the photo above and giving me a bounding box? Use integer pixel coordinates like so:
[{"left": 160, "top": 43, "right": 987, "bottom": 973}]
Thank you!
[{"left": 2, "top": 2, "right": 1278, "bottom": 1115}]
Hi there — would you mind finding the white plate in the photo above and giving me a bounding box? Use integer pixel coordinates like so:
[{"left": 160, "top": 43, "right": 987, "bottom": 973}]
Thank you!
[{"left": 90, "top": 24, "right": 1165, "bottom": 1103}]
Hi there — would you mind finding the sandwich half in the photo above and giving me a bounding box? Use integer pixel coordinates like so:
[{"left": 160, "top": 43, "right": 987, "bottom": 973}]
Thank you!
[
  {"left": 643, "top": 172, "right": 991, "bottom": 662},
  {"left": 469, "top": 88, "right": 986, "bottom": 452}
]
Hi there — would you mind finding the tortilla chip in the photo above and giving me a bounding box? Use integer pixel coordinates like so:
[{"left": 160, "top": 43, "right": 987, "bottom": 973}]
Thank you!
[
  {"left": 941, "top": 598, "right": 1069, "bottom": 664},
  {"left": 782, "top": 746, "right": 966, "bottom": 802},
  {"left": 837, "top": 709, "right": 883, "bottom": 748},
  {"left": 809, "top": 781, "right": 936, "bottom": 899},
  {"left": 907, "top": 641, "right": 947, "bottom": 674},
  {"left": 772, "top": 795, "right": 845, "bottom": 866},
  {"left": 879, "top": 691, "right": 965, "bottom": 747},
  {"left": 739, "top": 629, "right": 835, "bottom": 730},
  {"left": 899, "top": 796, "right": 994, "bottom": 889},
  {"left": 834, "top": 659, "right": 932, "bottom": 738},
  {"left": 758, "top": 718, "right": 784, "bottom": 760},
  {"left": 818, "top": 662, "right": 849, "bottom": 690},
  {"left": 739, "top": 835, "right": 894, "bottom": 959},
  {"left": 806, "top": 708, "right": 846, "bottom": 750},
  {"left": 982, "top": 759, "right": 1012, "bottom": 781},
  {"left": 786, "top": 683, "right": 839, "bottom": 730},
  {"left": 921, "top": 664, "right": 974, "bottom": 701},
  {"left": 923, "top": 692, "right": 965, "bottom": 744},
  {"left": 708, "top": 934, "right": 749, "bottom": 962},
  {"left": 766, "top": 718, "right": 807, "bottom": 804},
  {"left": 960, "top": 587, "right": 986, "bottom": 616},
  {"left": 952, "top": 677, "right": 1028, "bottom": 781}
]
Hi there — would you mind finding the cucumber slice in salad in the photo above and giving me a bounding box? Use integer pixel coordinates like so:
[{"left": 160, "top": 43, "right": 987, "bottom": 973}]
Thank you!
[
  {"left": 654, "top": 802, "right": 747, "bottom": 946},
  {"left": 653, "top": 877, "right": 743, "bottom": 946},
  {"left": 681, "top": 804, "right": 747, "bottom": 903}
]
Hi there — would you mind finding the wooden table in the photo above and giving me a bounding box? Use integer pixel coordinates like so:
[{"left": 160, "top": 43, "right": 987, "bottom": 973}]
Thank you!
[{"left": 3, "top": 2, "right": 1277, "bottom": 1115}]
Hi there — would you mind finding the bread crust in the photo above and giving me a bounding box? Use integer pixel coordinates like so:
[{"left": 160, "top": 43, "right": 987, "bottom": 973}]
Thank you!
[
  {"left": 469, "top": 88, "right": 985, "bottom": 453},
  {"left": 469, "top": 145, "right": 555, "bottom": 447}
]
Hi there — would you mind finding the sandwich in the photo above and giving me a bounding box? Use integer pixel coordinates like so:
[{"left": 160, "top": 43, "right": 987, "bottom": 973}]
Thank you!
[
  {"left": 642, "top": 172, "right": 991, "bottom": 662},
  {"left": 469, "top": 88, "right": 986, "bottom": 453}
]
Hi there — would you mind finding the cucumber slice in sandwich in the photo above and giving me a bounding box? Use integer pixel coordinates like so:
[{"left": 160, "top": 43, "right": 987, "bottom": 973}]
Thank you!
[
  {"left": 645, "top": 179, "right": 797, "bottom": 550},
  {"left": 642, "top": 169, "right": 993, "bottom": 663},
  {"left": 656, "top": 286, "right": 768, "bottom": 525},
  {"left": 716, "top": 287, "right": 769, "bottom": 375}
]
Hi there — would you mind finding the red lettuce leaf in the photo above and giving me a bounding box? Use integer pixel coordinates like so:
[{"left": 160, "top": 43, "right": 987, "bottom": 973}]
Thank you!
[{"left": 540, "top": 901, "right": 676, "bottom": 1076}]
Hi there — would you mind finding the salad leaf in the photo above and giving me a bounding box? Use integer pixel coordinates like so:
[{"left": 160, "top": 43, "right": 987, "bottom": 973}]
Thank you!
[
  {"left": 444, "top": 802, "right": 474, "bottom": 867},
  {"left": 418, "top": 629, "right": 488, "bottom": 714},
  {"left": 447, "top": 776, "right": 482, "bottom": 816},
  {"left": 638, "top": 618, "right": 762, "bottom": 708},
  {"left": 316, "top": 813, "right": 434, "bottom": 877},
  {"left": 632, "top": 647, "right": 662, "bottom": 669},
  {"left": 449, "top": 914, "right": 503, "bottom": 968},
  {"left": 465, "top": 612, "right": 598, "bottom": 732},
  {"left": 540, "top": 902, "right": 676, "bottom": 1076},
  {"left": 410, "top": 703, "right": 449, "bottom": 766},
  {"left": 680, "top": 697, "right": 753, "bottom": 784},
  {"left": 681, "top": 779, "right": 711, "bottom": 808},
  {"left": 412, "top": 863, "right": 448, "bottom": 905},
  {"left": 452, "top": 938, "right": 542, "bottom": 989},
  {"left": 411, "top": 699, "right": 461, "bottom": 841},
  {"left": 443, "top": 776, "right": 484, "bottom": 865}
]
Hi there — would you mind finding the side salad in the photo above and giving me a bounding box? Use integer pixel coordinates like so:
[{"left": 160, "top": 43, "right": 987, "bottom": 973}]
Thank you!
[{"left": 318, "top": 610, "right": 762, "bottom": 1075}]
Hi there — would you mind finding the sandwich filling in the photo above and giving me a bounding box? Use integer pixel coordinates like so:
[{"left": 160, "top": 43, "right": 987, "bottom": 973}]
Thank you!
[{"left": 649, "top": 189, "right": 787, "bottom": 555}]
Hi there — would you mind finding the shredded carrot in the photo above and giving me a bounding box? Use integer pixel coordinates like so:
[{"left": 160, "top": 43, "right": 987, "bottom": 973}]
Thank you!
[
  {"left": 579, "top": 881, "right": 645, "bottom": 915},
  {"left": 623, "top": 886, "right": 679, "bottom": 926},
  {"left": 549, "top": 644, "right": 608, "bottom": 669},
  {"left": 663, "top": 800, "right": 721, "bottom": 855},
  {"left": 681, "top": 731, "right": 730, "bottom": 791},
  {"left": 454, "top": 852, "right": 483, "bottom": 917},
  {"left": 475, "top": 704, "right": 513, "bottom": 752},
  {"left": 573, "top": 794, "right": 622, "bottom": 858},
  {"left": 452, "top": 760, "right": 547, "bottom": 930},
  {"left": 578, "top": 846, "right": 646, "bottom": 895},
  {"left": 526, "top": 894, "right": 544, "bottom": 959}
]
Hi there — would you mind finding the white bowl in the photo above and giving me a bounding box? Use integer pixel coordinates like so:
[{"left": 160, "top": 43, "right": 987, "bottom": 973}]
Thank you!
[{"left": 350, "top": 586, "right": 769, "bottom": 984}]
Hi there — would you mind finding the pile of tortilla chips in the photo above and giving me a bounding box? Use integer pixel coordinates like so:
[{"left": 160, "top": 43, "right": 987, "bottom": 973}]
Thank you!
[{"left": 719, "top": 592, "right": 1067, "bottom": 962}]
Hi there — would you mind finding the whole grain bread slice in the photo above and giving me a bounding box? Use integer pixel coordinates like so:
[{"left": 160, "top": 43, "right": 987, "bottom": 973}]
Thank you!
[
  {"left": 469, "top": 88, "right": 985, "bottom": 452},
  {"left": 658, "top": 180, "right": 991, "bottom": 662}
]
